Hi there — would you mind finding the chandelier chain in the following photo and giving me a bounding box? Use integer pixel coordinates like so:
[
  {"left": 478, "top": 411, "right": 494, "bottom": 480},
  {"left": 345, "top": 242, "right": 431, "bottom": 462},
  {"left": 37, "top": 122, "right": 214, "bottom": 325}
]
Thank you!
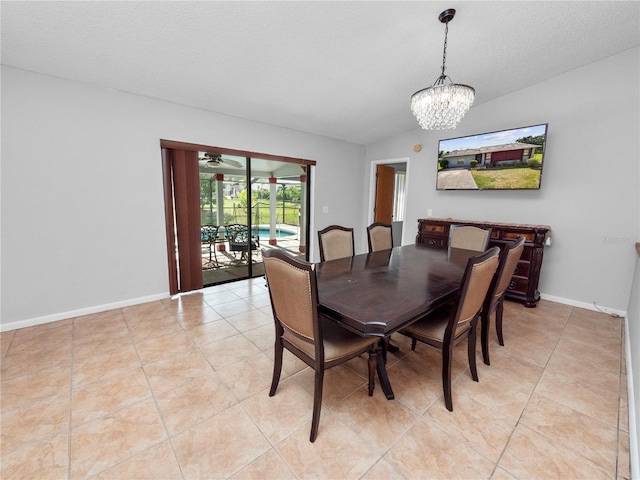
[{"left": 441, "top": 22, "right": 449, "bottom": 77}]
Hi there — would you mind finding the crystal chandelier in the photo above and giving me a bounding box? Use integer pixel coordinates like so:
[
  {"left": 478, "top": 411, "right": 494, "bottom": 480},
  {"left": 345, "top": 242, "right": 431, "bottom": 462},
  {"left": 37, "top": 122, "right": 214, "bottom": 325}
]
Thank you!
[{"left": 410, "top": 9, "right": 475, "bottom": 130}]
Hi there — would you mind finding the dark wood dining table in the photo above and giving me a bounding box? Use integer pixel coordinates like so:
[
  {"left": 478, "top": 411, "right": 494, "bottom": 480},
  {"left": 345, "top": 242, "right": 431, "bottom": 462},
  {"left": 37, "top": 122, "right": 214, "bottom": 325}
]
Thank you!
[{"left": 316, "top": 243, "right": 477, "bottom": 399}]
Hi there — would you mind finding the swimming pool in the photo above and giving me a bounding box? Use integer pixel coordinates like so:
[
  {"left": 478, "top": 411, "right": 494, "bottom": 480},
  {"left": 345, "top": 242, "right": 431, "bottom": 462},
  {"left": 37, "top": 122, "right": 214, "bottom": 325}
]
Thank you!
[{"left": 254, "top": 227, "right": 296, "bottom": 240}]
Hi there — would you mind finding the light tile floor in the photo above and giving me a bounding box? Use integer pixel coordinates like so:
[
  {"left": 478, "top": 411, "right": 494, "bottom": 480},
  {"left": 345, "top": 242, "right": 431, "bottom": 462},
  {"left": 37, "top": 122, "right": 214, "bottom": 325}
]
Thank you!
[{"left": 0, "top": 278, "right": 630, "bottom": 479}]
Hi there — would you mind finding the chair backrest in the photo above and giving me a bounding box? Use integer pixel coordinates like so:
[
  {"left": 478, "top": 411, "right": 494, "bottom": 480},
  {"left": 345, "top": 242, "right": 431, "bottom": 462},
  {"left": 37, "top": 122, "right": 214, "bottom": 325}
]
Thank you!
[
  {"left": 318, "top": 225, "right": 355, "bottom": 262},
  {"left": 449, "top": 225, "right": 492, "bottom": 252},
  {"left": 225, "top": 224, "right": 248, "bottom": 242},
  {"left": 486, "top": 237, "right": 525, "bottom": 311},
  {"left": 451, "top": 247, "right": 500, "bottom": 336},
  {"left": 263, "top": 249, "right": 320, "bottom": 357},
  {"left": 201, "top": 225, "right": 218, "bottom": 243},
  {"left": 367, "top": 222, "right": 393, "bottom": 252}
]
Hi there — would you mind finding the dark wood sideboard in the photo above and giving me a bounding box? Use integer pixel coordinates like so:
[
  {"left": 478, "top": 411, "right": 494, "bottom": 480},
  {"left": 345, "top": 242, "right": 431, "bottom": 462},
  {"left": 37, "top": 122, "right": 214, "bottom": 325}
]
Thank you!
[{"left": 416, "top": 218, "right": 551, "bottom": 307}]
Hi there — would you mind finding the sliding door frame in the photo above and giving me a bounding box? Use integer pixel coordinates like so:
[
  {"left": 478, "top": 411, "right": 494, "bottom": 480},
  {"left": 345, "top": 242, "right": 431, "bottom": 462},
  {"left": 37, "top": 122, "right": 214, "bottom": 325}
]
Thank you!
[{"left": 161, "top": 139, "right": 316, "bottom": 295}]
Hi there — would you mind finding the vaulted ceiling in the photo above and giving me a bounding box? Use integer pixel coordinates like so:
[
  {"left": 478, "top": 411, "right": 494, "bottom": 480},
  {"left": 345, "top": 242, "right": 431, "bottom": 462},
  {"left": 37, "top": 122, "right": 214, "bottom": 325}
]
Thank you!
[{"left": 2, "top": 1, "right": 639, "bottom": 145}]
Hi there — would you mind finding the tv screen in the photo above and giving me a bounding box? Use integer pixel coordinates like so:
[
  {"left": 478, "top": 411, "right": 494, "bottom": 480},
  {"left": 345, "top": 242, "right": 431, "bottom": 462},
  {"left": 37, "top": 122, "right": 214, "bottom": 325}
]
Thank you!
[{"left": 436, "top": 123, "right": 548, "bottom": 190}]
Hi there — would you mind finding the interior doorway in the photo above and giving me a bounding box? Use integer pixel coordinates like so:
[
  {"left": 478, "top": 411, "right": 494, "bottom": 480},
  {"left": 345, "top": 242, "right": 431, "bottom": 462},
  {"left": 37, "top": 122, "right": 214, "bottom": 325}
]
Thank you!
[
  {"left": 370, "top": 158, "right": 409, "bottom": 247},
  {"left": 374, "top": 164, "right": 395, "bottom": 224},
  {"left": 161, "top": 140, "right": 315, "bottom": 295}
]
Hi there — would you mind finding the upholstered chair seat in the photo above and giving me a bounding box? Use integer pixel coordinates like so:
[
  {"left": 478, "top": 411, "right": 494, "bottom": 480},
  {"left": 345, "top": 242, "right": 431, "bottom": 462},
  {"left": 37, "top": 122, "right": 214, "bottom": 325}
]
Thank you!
[{"left": 283, "top": 316, "right": 377, "bottom": 361}]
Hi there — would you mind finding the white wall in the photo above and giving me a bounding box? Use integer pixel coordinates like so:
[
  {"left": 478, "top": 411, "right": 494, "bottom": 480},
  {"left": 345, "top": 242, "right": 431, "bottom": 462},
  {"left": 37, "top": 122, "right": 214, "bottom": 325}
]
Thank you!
[
  {"left": 1, "top": 66, "right": 365, "bottom": 329},
  {"left": 365, "top": 47, "right": 640, "bottom": 312},
  {"left": 3, "top": 50, "right": 637, "bottom": 320}
]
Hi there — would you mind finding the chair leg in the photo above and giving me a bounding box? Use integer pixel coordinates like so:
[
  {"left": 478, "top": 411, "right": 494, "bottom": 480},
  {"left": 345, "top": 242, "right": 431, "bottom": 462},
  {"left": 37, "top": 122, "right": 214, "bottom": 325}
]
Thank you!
[
  {"left": 411, "top": 338, "right": 417, "bottom": 351},
  {"left": 212, "top": 241, "right": 219, "bottom": 267},
  {"left": 496, "top": 300, "right": 505, "bottom": 346},
  {"left": 269, "top": 341, "right": 283, "bottom": 397},
  {"left": 481, "top": 311, "right": 491, "bottom": 366},
  {"left": 442, "top": 345, "right": 454, "bottom": 411},
  {"left": 310, "top": 369, "right": 324, "bottom": 442},
  {"left": 367, "top": 349, "right": 377, "bottom": 396},
  {"left": 468, "top": 323, "right": 479, "bottom": 382}
]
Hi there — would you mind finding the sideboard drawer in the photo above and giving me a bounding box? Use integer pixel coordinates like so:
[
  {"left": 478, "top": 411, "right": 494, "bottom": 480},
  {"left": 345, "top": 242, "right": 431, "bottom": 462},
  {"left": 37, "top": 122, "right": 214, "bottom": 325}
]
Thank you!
[
  {"left": 421, "top": 224, "right": 447, "bottom": 234},
  {"left": 423, "top": 237, "right": 447, "bottom": 249},
  {"left": 513, "top": 260, "right": 530, "bottom": 278},
  {"left": 503, "top": 231, "right": 535, "bottom": 242},
  {"left": 507, "top": 276, "right": 528, "bottom": 295},
  {"left": 517, "top": 247, "right": 533, "bottom": 262}
]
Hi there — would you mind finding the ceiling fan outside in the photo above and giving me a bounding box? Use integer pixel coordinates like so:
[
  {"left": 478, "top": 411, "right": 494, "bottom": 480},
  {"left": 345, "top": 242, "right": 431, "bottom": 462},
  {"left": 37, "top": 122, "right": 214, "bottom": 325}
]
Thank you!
[{"left": 198, "top": 152, "right": 243, "bottom": 169}]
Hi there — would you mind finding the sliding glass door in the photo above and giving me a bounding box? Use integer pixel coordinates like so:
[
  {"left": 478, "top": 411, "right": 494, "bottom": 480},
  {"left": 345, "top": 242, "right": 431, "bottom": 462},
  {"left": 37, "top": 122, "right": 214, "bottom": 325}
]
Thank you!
[
  {"left": 200, "top": 154, "right": 309, "bottom": 287},
  {"left": 162, "top": 140, "right": 314, "bottom": 294}
]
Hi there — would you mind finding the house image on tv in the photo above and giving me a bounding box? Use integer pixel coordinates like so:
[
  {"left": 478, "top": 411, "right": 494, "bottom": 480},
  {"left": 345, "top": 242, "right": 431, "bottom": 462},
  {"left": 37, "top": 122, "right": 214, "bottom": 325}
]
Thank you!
[{"left": 442, "top": 142, "right": 540, "bottom": 169}]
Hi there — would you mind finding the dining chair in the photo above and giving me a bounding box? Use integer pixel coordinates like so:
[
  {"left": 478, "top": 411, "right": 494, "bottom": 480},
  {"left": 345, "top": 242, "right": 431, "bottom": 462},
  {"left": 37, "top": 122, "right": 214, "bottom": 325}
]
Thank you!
[
  {"left": 449, "top": 225, "right": 492, "bottom": 252},
  {"left": 262, "top": 248, "right": 378, "bottom": 442},
  {"left": 317, "top": 225, "right": 355, "bottom": 262},
  {"left": 367, "top": 222, "right": 393, "bottom": 252},
  {"left": 398, "top": 246, "right": 500, "bottom": 411},
  {"left": 480, "top": 236, "right": 525, "bottom": 365}
]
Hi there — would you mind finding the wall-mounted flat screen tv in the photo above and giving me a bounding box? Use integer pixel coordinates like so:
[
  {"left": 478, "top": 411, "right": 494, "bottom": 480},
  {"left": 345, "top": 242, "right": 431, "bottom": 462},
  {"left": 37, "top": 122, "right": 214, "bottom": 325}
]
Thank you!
[{"left": 436, "top": 123, "right": 548, "bottom": 190}]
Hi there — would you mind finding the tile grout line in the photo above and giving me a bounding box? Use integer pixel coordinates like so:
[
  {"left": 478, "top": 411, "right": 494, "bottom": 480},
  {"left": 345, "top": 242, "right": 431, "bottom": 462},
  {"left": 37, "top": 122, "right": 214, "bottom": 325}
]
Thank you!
[
  {"left": 67, "top": 315, "right": 80, "bottom": 480},
  {"left": 490, "top": 305, "right": 574, "bottom": 479},
  {"left": 131, "top": 310, "right": 187, "bottom": 480}
]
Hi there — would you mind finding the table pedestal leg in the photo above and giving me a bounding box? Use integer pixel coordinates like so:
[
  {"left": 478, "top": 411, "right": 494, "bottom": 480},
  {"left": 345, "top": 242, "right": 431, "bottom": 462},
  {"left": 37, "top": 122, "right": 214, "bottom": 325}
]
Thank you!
[{"left": 376, "top": 349, "right": 394, "bottom": 400}]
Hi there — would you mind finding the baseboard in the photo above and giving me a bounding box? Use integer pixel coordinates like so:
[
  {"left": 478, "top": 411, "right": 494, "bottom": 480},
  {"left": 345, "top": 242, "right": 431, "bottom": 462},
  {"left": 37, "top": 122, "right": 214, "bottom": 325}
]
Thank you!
[
  {"left": 625, "top": 314, "right": 639, "bottom": 480},
  {"left": 539, "top": 293, "right": 627, "bottom": 318},
  {"left": 0, "top": 292, "right": 171, "bottom": 332}
]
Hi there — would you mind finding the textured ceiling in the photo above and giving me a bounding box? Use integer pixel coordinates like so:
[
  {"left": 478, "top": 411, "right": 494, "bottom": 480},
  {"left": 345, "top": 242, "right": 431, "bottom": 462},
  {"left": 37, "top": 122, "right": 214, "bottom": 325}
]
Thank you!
[{"left": 2, "top": 1, "right": 639, "bottom": 145}]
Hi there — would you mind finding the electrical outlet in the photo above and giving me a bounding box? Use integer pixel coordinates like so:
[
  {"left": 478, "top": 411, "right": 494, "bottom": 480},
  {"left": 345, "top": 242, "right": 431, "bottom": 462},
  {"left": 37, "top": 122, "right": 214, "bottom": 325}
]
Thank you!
[
  {"left": 322, "top": 206, "right": 329, "bottom": 213},
  {"left": 427, "top": 209, "right": 433, "bottom": 217}
]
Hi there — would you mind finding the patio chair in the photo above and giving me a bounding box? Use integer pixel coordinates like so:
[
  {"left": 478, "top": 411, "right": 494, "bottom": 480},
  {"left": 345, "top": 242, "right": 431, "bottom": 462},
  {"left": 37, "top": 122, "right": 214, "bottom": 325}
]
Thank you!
[
  {"left": 201, "top": 225, "right": 219, "bottom": 268},
  {"left": 225, "top": 224, "right": 259, "bottom": 262}
]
